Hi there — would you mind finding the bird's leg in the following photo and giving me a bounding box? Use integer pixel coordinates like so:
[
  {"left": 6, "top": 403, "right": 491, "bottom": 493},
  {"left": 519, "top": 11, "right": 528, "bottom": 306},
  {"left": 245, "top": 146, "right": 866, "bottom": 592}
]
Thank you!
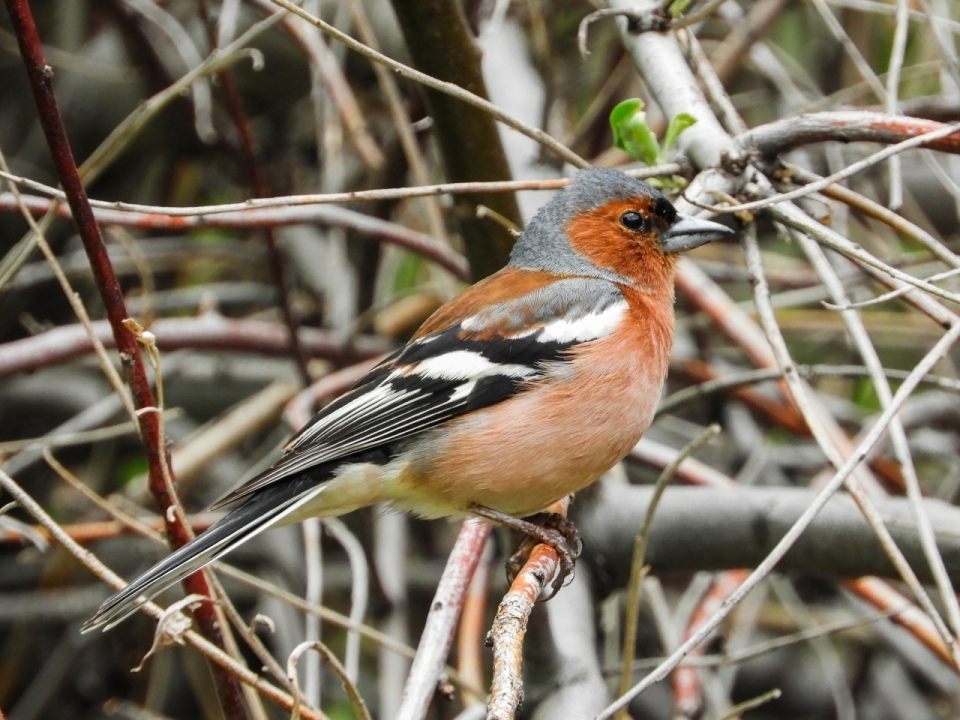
[{"left": 467, "top": 504, "right": 581, "bottom": 600}]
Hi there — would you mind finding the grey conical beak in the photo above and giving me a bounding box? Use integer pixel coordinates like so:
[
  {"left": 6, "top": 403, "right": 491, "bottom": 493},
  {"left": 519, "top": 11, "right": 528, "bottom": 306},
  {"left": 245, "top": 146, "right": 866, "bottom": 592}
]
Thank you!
[{"left": 659, "top": 213, "right": 734, "bottom": 253}]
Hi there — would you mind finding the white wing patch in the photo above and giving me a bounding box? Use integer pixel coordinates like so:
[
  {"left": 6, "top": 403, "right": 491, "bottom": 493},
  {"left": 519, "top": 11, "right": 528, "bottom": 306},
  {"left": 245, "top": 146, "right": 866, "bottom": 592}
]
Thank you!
[
  {"left": 411, "top": 350, "right": 537, "bottom": 381},
  {"left": 534, "top": 300, "right": 627, "bottom": 344}
]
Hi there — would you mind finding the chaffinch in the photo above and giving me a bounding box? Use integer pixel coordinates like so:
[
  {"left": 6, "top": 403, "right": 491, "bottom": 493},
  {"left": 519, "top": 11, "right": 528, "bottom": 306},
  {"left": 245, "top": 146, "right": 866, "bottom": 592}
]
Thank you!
[{"left": 84, "top": 167, "right": 732, "bottom": 632}]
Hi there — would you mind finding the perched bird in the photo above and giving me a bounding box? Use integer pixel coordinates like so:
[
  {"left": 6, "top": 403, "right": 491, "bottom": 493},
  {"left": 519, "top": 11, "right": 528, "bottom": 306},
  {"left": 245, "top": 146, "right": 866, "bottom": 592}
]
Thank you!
[{"left": 83, "top": 167, "right": 732, "bottom": 632}]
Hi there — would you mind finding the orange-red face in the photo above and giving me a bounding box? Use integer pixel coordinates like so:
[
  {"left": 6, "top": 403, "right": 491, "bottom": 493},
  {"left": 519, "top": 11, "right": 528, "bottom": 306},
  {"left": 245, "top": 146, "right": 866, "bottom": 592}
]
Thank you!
[{"left": 564, "top": 196, "right": 679, "bottom": 292}]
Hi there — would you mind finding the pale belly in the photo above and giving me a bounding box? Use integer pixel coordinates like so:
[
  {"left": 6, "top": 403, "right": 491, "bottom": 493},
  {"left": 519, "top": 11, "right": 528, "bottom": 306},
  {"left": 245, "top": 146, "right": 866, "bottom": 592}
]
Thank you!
[{"left": 393, "top": 347, "right": 667, "bottom": 519}]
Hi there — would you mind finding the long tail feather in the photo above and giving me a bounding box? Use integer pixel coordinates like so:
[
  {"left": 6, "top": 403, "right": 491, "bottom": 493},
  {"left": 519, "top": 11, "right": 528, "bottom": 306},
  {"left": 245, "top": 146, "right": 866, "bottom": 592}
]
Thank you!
[{"left": 82, "top": 479, "right": 324, "bottom": 633}]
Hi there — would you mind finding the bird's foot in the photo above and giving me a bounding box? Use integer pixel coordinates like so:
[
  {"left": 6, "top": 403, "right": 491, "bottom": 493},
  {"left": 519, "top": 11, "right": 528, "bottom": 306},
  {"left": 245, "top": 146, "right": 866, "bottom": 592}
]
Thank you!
[
  {"left": 506, "top": 513, "right": 581, "bottom": 600},
  {"left": 467, "top": 505, "right": 581, "bottom": 601}
]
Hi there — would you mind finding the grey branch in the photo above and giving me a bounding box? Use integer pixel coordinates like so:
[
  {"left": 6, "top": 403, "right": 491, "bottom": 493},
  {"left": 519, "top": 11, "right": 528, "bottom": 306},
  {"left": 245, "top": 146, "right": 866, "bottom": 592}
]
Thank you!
[{"left": 576, "top": 480, "right": 960, "bottom": 591}]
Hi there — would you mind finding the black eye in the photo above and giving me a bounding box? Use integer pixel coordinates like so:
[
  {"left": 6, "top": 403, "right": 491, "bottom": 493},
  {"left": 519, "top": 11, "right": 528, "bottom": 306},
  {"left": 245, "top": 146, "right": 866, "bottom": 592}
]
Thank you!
[{"left": 620, "top": 211, "right": 644, "bottom": 231}]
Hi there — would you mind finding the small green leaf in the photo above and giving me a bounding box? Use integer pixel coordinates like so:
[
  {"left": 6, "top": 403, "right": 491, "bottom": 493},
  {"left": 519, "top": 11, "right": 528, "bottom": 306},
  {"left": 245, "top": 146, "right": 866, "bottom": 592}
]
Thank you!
[
  {"left": 662, "top": 112, "right": 697, "bottom": 153},
  {"left": 609, "top": 98, "right": 661, "bottom": 165},
  {"left": 669, "top": 0, "right": 691, "bottom": 17},
  {"left": 609, "top": 98, "right": 643, "bottom": 149}
]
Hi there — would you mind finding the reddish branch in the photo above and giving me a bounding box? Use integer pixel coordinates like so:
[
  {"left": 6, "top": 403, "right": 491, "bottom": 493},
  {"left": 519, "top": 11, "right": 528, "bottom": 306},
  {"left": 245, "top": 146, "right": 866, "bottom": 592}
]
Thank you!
[
  {"left": 0, "top": 515, "right": 220, "bottom": 545},
  {"left": 1, "top": 4, "right": 240, "bottom": 713},
  {"left": 738, "top": 111, "right": 960, "bottom": 159},
  {"left": 845, "top": 577, "right": 953, "bottom": 665},
  {"left": 0, "top": 193, "right": 471, "bottom": 281},
  {"left": 893, "top": 97, "right": 960, "bottom": 124},
  {"left": 197, "top": 5, "right": 310, "bottom": 385},
  {"left": 672, "top": 570, "right": 749, "bottom": 719},
  {"left": 0, "top": 315, "right": 391, "bottom": 380}
]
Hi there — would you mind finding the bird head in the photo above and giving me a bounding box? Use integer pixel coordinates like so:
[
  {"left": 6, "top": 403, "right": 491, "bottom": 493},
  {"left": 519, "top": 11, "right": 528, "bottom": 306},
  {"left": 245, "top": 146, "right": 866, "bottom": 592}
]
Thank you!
[{"left": 509, "top": 168, "right": 733, "bottom": 292}]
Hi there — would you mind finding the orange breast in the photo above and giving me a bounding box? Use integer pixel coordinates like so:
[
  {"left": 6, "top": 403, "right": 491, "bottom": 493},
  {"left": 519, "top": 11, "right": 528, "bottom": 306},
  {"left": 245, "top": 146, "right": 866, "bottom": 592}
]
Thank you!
[{"left": 395, "top": 290, "right": 675, "bottom": 518}]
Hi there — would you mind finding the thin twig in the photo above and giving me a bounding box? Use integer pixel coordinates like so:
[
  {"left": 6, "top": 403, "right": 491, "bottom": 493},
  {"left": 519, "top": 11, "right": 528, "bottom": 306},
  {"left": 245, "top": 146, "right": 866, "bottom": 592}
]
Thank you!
[
  {"left": 609, "top": 609, "right": 901, "bottom": 675},
  {"left": 215, "top": 577, "right": 289, "bottom": 693},
  {"left": 0, "top": 165, "right": 682, "bottom": 217},
  {"left": 300, "top": 516, "right": 323, "bottom": 708},
  {"left": 323, "top": 518, "right": 370, "bottom": 684},
  {"left": 43, "top": 449, "right": 162, "bottom": 541},
  {"left": 765, "top": 198, "right": 960, "bottom": 317},
  {"left": 824, "top": 266, "right": 960, "bottom": 310},
  {"left": 616, "top": 425, "right": 720, "bottom": 719},
  {"left": 287, "top": 642, "right": 367, "bottom": 720},
  {"left": 577, "top": 9, "right": 668, "bottom": 57},
  {"left": 884, "top": 0, "right": 910, "bottom": 208},
  {"left": 717, "top": 688, "right": 781, "bottom": 720},
  {"left": 659, "top": 363, "right": 960, "bottom": 415},
  {"left": 788, "top": 164, "right": 960, "bottom": 270}
]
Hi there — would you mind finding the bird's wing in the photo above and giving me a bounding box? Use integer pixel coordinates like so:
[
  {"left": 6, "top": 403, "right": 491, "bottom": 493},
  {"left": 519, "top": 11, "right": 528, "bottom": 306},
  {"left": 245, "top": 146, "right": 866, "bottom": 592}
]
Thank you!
[{"left": 212, "top": 277, "right": 628, "bottom": 508}]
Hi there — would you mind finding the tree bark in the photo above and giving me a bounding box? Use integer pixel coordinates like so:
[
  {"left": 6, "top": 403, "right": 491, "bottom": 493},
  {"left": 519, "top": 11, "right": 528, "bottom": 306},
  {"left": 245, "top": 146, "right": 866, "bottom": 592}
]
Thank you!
[{"left": 389, "top": 0, "right": 522, "bottom": 278}]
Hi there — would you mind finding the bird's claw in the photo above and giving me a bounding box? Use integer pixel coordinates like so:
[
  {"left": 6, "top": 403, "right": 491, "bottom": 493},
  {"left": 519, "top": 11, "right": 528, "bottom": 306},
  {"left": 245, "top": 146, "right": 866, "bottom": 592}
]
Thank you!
[{"left": 504, "top": 512, "right": 581, "bottom": 601}]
